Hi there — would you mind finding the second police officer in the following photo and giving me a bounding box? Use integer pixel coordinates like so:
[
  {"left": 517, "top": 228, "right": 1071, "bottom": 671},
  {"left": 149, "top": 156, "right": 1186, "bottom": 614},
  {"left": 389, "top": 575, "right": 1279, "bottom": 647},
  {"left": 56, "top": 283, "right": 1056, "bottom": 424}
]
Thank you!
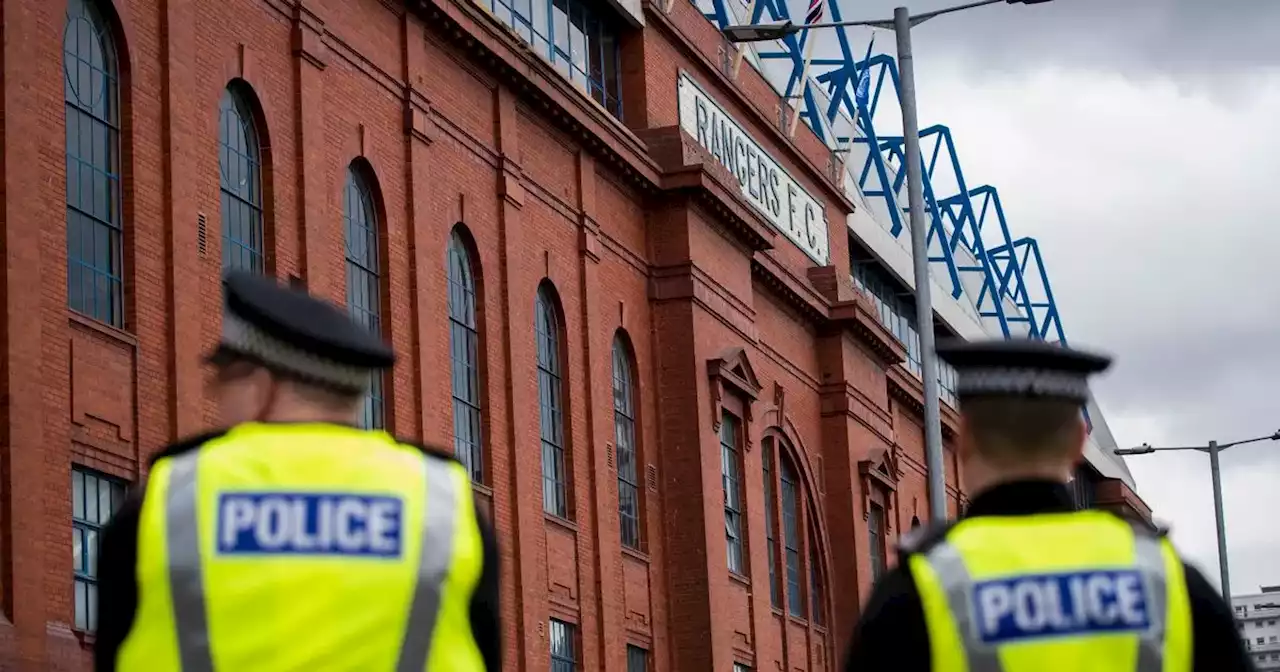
[
  {"left": 844, "top": 338, "right": 1253, "bottom": 672},
  {"left": 94, "top": 271, "right": 501, "bottom": 671}
]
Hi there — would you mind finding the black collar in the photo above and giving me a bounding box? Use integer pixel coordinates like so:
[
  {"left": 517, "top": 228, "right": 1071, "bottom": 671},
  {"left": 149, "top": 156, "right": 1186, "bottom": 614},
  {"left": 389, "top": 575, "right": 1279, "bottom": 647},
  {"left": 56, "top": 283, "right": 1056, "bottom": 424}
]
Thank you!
[{"left": 963, "top": 480, "right": 1079, "bottom": 518}]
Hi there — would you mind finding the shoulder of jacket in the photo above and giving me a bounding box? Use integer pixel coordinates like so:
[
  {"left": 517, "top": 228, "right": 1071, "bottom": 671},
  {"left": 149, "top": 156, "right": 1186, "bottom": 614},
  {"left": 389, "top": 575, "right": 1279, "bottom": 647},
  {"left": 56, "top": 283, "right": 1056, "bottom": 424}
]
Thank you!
[
  {"left": 148, "top": 428, "right": 234, "bottom": 468},
  {"left": 896, "top": 520, "right": 957, "bottom": 557}
]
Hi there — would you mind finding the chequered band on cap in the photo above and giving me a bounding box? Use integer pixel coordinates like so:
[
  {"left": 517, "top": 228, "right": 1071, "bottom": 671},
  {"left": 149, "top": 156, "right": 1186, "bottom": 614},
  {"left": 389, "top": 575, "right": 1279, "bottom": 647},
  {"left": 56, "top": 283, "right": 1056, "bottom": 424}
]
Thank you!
[
  {"left": 955, "top": 367, "right": 1091, "bottom": 400},
  {"left": 221, "top": 312, "right": 373, "bottom": 392}
]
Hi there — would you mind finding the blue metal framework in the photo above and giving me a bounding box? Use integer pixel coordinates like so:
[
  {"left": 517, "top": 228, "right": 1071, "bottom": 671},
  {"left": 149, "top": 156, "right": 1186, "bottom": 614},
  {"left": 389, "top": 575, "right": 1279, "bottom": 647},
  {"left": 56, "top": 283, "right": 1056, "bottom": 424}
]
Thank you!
[{"left": 693, "top": 0, "right": 1073, "bottom": 348}]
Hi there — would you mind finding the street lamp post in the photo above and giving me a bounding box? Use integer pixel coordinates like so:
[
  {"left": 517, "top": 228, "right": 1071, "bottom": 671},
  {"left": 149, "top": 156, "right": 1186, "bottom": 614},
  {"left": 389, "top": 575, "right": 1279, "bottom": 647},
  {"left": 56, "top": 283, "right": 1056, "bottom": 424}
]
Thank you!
[
  {"left": 1115, "top": 430, "right": 1280, "bottom": 600},
  {"left": 722, "top": 0, "right": 1053, "bottom": 523}
]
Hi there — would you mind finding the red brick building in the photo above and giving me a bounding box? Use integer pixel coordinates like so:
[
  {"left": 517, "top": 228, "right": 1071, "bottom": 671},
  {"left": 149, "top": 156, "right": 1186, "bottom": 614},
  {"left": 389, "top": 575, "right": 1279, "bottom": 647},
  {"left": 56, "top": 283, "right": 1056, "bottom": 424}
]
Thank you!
[{"left": 0, "top": 0, "right": 1148, "bottom": 669}]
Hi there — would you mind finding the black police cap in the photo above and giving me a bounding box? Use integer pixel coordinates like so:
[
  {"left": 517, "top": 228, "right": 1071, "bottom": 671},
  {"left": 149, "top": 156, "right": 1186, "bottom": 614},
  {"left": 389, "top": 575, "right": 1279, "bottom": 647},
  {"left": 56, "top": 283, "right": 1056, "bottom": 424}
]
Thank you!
[
  {"left": 211, "top": 272, "right": 395, "bottom": 391},
  {"left": 935, "top": 338, "right": 1111, "bottom": 403}
]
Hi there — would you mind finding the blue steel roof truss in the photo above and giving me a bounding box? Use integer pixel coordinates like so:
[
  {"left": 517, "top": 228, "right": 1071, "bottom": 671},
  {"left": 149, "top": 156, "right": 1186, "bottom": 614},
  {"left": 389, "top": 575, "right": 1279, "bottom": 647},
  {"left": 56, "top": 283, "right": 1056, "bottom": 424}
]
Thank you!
[{"left": 693, "top": 0, "right": 1088, "bottom": 425}]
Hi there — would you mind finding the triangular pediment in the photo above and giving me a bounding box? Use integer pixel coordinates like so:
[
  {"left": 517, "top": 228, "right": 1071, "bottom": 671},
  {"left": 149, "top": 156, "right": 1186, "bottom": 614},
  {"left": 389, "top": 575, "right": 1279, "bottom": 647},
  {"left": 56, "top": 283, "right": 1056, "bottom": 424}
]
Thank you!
[
  {"left": 707, "top": 346, "right": 762, "bottom": 399},
  {"left": 859, "top": 445, "right": 900, "bottom": 486}
]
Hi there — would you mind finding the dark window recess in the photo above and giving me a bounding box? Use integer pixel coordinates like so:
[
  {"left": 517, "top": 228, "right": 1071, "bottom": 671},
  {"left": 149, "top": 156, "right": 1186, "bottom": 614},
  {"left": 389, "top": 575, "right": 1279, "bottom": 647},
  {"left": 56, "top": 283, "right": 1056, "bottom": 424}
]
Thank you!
[
  {"left": 64, "top": 0, "right": 124, "bottom": 327},
  {"left": 343, "top": 167, "right": 384, "bottom": 430},
  {"left": 72, "top": 468, "right": 127, "bottom": 632},
  {"left": 720, "top": 412, "right": 744, "bottom": 574},
  {"left": 626, "top": 645, "right": 648, "bottom": 672},
  {"left": 473, "top": 0, "right": 624, "bottom": 120},
  {"left": 550, "top": 619, "right": 577, "bottom": 672},
  {"left": 219, "top": 85, "right": 265, "bottom": 274},
  {"left": 613, "top": 336, "right": 641, "bottom": 550},
  {"left": 869, "top": 502, "right": 887, "bottom": 582},
  {"left": 448, "top": 231, "right": 484, "bottom": 483},
  {"left": 536, "top": 285, "right": 569, "bottom": 518}
]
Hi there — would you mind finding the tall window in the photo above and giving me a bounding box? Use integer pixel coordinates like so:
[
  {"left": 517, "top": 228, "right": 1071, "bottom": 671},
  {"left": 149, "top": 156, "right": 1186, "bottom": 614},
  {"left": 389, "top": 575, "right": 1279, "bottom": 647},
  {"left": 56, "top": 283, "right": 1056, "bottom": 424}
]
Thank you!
[
  {"left": 720, "top": 412, "right": 745, "bottom": 574},
  {"left": 343, "top": 166, "right": 383, "bottom": 429},
  {"left": 780, "top": 457, "right": 804, "bottom": 617},
  {"left": 626, "top": 645, "right": 649, "bottom": 672},
  {"left": 64, "top": 0, "right": 123, "bottom": 327},
  {"left": 763, "top": 440, "right": 780, "bottom": 607},
  {"left": 761, "top": 435, "right": 828, "bottom": 623},
  {"left": 219, "top": 86, "right": 264, "bottom": 273},
  {"left": 448, "top": 230, "right": 483, "bottom": 482},
  {"left": 536, "top": 284, "right": 568, "bottom": 518},
  {"left": 868, "top": 502, "right": 887, "bottom": 581},
  {"left": 613, "top": 334, "right": 641, "bottom": 550},
  {"left": 72, "top": 468, "right": 126, "bottom": 632},
  {"left": 474, "top": 0, "right": 624, "bottom": 119},
  {"left": 550, "top": 619, "right": 577, "bottom": 672}
]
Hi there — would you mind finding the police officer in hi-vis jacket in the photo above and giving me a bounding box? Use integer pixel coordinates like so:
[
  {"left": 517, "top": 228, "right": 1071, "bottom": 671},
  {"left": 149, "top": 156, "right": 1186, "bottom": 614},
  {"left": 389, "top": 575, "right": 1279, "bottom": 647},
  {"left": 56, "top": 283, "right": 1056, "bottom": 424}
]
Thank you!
[
  {"left": 94, "top": 271, "right": 501, "bottom": 671},
  {"left": 843, "top": 338, "right": 1252, "bottom": 672}
]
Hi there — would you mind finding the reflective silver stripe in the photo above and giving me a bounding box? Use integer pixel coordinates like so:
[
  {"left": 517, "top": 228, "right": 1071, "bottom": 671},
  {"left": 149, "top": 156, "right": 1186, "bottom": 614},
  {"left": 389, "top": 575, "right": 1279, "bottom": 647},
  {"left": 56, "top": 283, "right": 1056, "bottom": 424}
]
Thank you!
[
  {"left": 922, "top": 532, "right": 1173, "bottom": 672},
  {"left": 1133, "top": 534, "right": 1168, "bottom": 672},
  {"left": 395, "top": 457, "right": 461, "bottom": 672},
  {"left": 165, "top": 452, "right": 215, "bottom": 672},
  {"left": 923, "top": 541, "right": 1005, "bottom": 672}
]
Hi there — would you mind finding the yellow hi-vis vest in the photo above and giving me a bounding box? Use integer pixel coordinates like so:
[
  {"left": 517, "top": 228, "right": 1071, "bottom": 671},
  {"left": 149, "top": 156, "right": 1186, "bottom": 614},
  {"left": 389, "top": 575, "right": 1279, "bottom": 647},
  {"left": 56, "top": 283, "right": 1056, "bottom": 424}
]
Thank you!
[
  {"left": 907, "top": 510, "right": 1192, "bottom": 672},
  {"left": 117, "top": 422, "right": 487, "bottom": 672}
]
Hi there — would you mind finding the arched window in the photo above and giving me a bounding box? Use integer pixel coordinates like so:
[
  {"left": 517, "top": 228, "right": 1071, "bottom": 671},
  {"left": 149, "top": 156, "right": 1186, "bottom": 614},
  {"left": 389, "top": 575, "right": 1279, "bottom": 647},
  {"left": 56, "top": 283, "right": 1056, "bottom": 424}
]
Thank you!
[
  {"left": 612, "top": 333, "right": 641, "bottom": 550},
  {"left": 448, "top": 228, "right": 483, "bottom": 482},
  {"left": 536, "top": 283, "right": 568, "bottom": 518},
  {"left": 762, "top": 434, "right": 827, "bottom": 623},
  {"left": 343, "top": 165, "right": 383, "bottom": 429},
  {"left": 219, "top": 85, "right": 264, "bottom": 273},
  {"left": 64, "top": 0, "right": 123, "bottom": 327}
]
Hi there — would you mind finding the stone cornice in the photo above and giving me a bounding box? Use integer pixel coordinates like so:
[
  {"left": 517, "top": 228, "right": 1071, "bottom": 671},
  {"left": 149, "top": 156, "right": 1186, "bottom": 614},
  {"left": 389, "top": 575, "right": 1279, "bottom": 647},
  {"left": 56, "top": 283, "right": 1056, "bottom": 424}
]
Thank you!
[
  {"left": 639, "top": 125, "right": 777, "bottom": 255},
  {"left": 749, "top": 255, "right": 828, "bottom": 324}
]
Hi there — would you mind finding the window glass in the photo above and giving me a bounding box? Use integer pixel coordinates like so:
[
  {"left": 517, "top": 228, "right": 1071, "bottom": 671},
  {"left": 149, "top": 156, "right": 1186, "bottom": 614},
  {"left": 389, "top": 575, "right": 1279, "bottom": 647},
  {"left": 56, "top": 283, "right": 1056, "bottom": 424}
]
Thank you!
[
  {"left": 343, "top": 167, "right": 384, "bottom": 429},
  {"left": 613, "top": 336, "right": 641, "bottom": 549},
  {"left": 72, "top": 468, "right": 127, "bottom": 632},
  {"left": 537, "top": 285, "right": 569, "bottom": 518},
  {"left": 448, "top": 231, "right": 483, "bottom": 482},
  {"left": 64, "top": 0, "right": 124, "bottom": 326},
  {"left": 219, "top": 87, "right": 265, "bottom": 274}
]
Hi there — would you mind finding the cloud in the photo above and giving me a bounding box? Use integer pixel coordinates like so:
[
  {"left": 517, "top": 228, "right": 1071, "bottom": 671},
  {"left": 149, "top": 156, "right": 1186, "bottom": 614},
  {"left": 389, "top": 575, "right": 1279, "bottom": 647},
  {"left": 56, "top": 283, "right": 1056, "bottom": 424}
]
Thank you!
[
  {"left": 889, "top": 40, "right": 1280, "bottom": 593},
  {"left": 840, "top": 0, "right": 1280, "bottom": 87}
]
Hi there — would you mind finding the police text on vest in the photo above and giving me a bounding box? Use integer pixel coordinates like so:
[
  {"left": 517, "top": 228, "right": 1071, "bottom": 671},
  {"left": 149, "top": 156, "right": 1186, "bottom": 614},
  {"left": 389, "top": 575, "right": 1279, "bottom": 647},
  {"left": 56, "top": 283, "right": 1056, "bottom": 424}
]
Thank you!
[
  {"left": 971, "top": 570, "right": 1152, "bottom": 644},
  {"left": 217, "top": 492, "right": 404, "bottom": 557}
]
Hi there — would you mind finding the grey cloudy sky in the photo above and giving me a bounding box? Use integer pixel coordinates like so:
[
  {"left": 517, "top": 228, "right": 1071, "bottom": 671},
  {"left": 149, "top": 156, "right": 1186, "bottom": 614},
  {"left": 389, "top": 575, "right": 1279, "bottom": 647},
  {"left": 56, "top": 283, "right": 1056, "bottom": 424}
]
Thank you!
[{"left": 802, "top": 0, "right": 1280, "bottom": 592}]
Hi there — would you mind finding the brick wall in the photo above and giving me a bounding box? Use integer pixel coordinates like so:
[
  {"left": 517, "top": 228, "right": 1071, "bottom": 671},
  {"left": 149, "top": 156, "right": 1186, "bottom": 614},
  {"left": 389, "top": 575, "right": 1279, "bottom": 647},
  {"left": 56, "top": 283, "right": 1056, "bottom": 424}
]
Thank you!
[{"left": 0, "top": 0, "right": 965, "bottom": 669}]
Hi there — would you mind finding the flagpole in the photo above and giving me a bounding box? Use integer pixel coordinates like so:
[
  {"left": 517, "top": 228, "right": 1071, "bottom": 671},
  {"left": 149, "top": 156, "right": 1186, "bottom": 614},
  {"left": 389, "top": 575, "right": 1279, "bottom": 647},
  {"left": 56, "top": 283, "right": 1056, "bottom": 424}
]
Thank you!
[
  {"left": 730, "top": 0, "right": 760, "bottom": 79},
  {"left": 787, "top": 0, "right": 825, "bottom": 137}
]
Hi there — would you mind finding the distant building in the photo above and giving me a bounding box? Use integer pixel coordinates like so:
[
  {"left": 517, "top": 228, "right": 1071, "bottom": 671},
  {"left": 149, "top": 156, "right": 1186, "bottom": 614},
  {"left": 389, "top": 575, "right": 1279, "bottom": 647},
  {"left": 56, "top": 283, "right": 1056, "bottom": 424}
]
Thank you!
[{"left": 1234, "top": 586, "right": 1280, "bottom": 670}]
